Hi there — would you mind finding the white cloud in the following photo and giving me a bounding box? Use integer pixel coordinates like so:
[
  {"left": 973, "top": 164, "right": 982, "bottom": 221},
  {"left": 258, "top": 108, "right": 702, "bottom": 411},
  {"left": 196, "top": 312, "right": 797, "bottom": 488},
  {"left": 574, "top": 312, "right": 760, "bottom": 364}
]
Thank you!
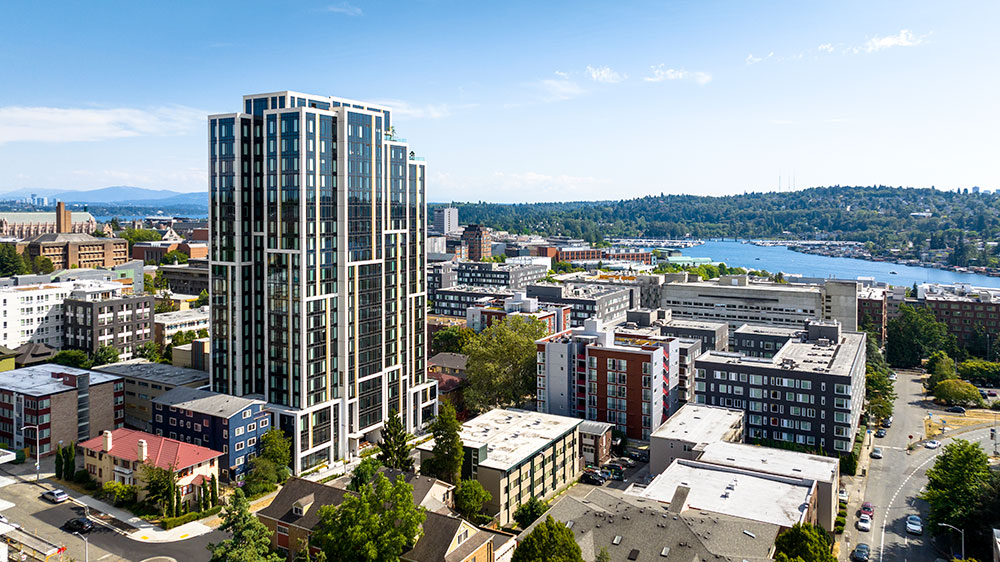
[
  {"left": 325, "top": 2, "right": 362, "bottom": 16},
  {"left": 370, "top": 99, "right": 472, "bottom": 119},
  {"left": 644, "top": 65, "right": 712, "bottom": 85},
  {"left": 537, "top": 78, "right": 586, "bottom": 101},
  {"left": 745, "top": 52, "right": 774, "bottom": 65},
  {"left": 585, "top": 65, "right": 627, "bottom": 83},
  {"left": 554, "top": 70, "right": 570, "bottom": 78},
  {"left": 0, "top": 105, "right": 204, "bottom": 143},
  {"left": 818, "top": 43, "right": 834, "bottom": 53},
  {"left": 863, "top": 29, "right": 922, "bottom": 53}
]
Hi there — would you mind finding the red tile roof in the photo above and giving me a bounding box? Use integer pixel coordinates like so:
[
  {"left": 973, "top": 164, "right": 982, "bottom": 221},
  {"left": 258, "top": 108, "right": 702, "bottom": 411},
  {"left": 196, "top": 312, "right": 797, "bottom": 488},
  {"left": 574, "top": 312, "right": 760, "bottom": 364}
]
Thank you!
[{"left": 78, "top": 428, "right": 222, "bottom": 471}]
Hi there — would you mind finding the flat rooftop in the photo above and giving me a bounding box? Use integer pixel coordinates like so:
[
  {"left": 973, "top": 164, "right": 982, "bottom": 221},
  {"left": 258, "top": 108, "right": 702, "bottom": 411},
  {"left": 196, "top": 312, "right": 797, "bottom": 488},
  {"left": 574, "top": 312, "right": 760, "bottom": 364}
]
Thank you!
[
  {"left": 628, "top": 459, "right": 814, "bottom": 528},
  {"left": 663, "top": 319, "right": 727, "bottom": 331},
  {"left": 651, "top": 404, "right": 743, "bottom": 443},
  {"left": 0, "top": 365, "right": 121, "bottom": 397},
  {"left": 734, "top": 324, "right": 802, "bottom": 337},
  {"left": 155, "top": 307, "right": 210, "bottom": 324},
  {"left": 698, "top": 331, "right": 866, "bottom": 377},
  {"left": 94, "top": 360, "right": 209, "bottom": 386},
  {"left": 153, "top": 386, "right": 263, "bottom": 419},
  {"left": 698, "top": 442, "right": 838, "bottom": 484},
  {"left": 418, "top": 408, "right": 581, "bottom": 472}
]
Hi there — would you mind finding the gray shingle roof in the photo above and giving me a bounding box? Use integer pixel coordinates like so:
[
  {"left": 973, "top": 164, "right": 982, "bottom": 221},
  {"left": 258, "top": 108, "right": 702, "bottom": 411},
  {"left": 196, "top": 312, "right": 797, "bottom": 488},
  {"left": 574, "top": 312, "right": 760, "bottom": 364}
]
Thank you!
[{"left": 152, "top": 386, "right": 263, "bottom": 419}]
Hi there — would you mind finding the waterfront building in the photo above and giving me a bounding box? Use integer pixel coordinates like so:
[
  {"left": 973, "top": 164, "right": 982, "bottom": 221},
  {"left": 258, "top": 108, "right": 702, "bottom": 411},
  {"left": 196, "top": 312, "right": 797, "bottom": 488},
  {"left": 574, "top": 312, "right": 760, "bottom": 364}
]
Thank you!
[
  {"left": 693, "top": 320, "right": 866, "bottom": 456},
  {"left": 209, "top": 91, "right": 436, "bottom": 474}
]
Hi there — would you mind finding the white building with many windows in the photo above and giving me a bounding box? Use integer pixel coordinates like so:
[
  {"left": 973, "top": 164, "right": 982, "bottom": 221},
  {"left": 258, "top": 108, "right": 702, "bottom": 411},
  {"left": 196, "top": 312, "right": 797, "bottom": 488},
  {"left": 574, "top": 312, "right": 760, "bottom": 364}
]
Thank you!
[{"left": 0, "top": 281, "right": 120, "bottom": 350}]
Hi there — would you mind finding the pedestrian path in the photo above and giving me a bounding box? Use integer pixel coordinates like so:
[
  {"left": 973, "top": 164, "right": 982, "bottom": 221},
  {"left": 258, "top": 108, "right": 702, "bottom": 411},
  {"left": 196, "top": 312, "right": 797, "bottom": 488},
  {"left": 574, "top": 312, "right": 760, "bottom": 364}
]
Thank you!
[{"left": 72, "top": 495, "right": 215, "bottom": 543}]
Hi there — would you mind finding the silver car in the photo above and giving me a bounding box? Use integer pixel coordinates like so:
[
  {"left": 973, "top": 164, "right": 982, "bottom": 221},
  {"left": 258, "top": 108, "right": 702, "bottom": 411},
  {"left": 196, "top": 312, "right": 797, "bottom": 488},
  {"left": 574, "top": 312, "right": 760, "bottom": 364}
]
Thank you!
[{"left": 905, "top": 515, "right": 923, "bottom": 535}]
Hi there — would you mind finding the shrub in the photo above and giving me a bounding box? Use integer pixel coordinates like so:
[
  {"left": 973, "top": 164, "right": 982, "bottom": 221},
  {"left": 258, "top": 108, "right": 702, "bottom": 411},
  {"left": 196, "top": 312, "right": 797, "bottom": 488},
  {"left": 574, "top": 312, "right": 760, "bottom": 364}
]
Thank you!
[
  {"left": 834, "top": 524, "right": 845, "bottom": 534},
  {"left": 74, "top": 469, "right": 92, "bottom": 484},
  {"left": 161, "top": 505, "right": 222, "bottom": 529},
  {"left": 840, "top": 452, "right": 858, "bottom": 476},
  {"left": 838, "top": 509, "right": 847, "bottom": 518},
  {"left": 835, "top": 516, "right": 846, "bottom": 526},
  {"left": 13, "top": 449, "right": 26, "bottom": 464}
]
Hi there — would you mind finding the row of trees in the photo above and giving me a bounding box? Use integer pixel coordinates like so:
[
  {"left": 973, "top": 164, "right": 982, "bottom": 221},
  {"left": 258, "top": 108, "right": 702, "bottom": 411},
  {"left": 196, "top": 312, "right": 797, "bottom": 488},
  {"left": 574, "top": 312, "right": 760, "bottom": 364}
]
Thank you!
[
  {"left": 51, "top": 346, "right": 120, "bottom": 369},
  {"left": 0, "top": 245, "right": 54, "bottom": 276},
  {"left": 926, "top": 351, "right": 986, "bottom": 406}
]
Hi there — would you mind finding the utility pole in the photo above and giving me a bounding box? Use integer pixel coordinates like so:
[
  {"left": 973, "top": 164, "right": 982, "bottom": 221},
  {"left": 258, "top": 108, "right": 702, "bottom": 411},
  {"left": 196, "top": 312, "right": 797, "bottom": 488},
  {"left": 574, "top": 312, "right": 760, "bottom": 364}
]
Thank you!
[
  {"left": 75, "top": 531, "right": 89, "bottom": 562},
  {"left": 20, "top": 425, "right": 39, "bottom": 482},
  {"left": 938, "top": 523, "right": 965, "bottom": 561}
]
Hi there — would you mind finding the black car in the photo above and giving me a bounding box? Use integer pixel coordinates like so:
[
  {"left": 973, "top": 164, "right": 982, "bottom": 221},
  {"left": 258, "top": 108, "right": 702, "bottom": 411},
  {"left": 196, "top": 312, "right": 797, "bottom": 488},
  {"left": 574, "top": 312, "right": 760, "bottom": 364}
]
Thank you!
[
  {"left": 881, "top": 418, "right": 893, "bottom": 428},
  {"left": 946, "top": 406, "right": 967, "bottom": 414},
  {"left": 851, "top": 543, "right": 870, "bottom": 562},
  {"left": 875, "top": 429, "right": 887, "bottom": 438},
  {"left": 626, "top": 449, "right": 649, "bottom": 462},
  {"left": 581, "top": 472, "right": 606, "bottom": 485},
  {"left": 65, "top": 517, "right": 94, "bottom": 533}
]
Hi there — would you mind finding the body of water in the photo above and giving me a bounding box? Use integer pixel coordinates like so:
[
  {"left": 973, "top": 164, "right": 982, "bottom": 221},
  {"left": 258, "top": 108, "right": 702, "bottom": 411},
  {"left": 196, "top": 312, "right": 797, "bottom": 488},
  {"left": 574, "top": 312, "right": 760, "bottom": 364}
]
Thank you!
[{"left": 678, "top": 240, "right": 1000, "bottom": 289}]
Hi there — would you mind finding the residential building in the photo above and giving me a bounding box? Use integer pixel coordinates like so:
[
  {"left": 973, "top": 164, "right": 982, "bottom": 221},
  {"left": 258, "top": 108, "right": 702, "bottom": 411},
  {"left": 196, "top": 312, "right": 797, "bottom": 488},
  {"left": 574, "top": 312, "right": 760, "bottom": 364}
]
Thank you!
[
  {"left": 445, "top": 238, "right": 469, "bottom": 260},
  {"left": 0, "top": 281, "right": 77, "bottom": 350},
  {"left": 466, "top": 292, "right": 571, "bottom": 335},
  {"left": 671, "top": 338, "right": 702, "bottom": 404},
  {"left": 0, "top": 345, "right": 14, "bottom": 372},
  {"left": 858, "top": 286, "right": 888, "bottom": 343},
  {"left": 78, "top": 429, "right": 221, "bottom": 511},
  {"left": 94, "top": 360, "right": 209, "bottom": 432},
  {"left": 432, "top": 207, "right": 459, "bottom": 234},
  {"left": 62, "top": 284, "right": 154, "bottom": 361},
  {"left": 917, "top": 283, "right": 1000, "bottom": 348},
  {"left": 536, "top": 318, "right": 680, "bottom": 440},
  {"left": 732, "top": 324, "right": 802, "bottom": 357},
  {"left": 132, "top": 241, "right": 209, "bottom": 264},
  {"left": 578, "top": 420, "right": 613, "bottom": 465},
  {"left": 153, "top": 307, "right": 210, "bottom": 346},
  {"left": 172, "top": 337, "right": 210, "bottom": 372},
  {"left": 152, "top": 386, "right": 268, "bottom": 481},
  {"left": 154, "top": 291, "right": 201, "bottom": 312},
  {"left": 693, "top": 320, "right": 867, "bottom": 456},
  {"left": 402, "top": 511, "right": 515, "bottom": 562},
  {"left": 461, "top": 225, "right": 491, "bottom": 261},
  {"left": 19, "top": 233, "right": 129, "bottom": 270},
  {"left": 416, "top": 408, "right": 582, "bottom": 526},
  {"left": 433, "top": 285, "right": 514, "bottom": 317},
  {"left": 428, "top": 261, "right": 457, "bottom": 300},
  {"left": 258, "top": 478, "right": 347, "bottom": 559},
  {"left": 600, "top": 248, "right": 653, "bottom": 265},
  {"left": 0, "top": 365, "right": 124, "bottom": 457},
  {"left": 518, "top": 487, "right": 779, "bottom": 562},
  {"left": 209, "top": 92, "right": 437, "bottom": 474},
  {"left": 429, "top": 352, "right": 469, "bottom": 418},
  {"left": 326, "top": 467, "right": 456, "bottom": 513},
  {"left": 158, "top": 259, "right": 210, "bottom": 296},
  {"left": 0, "top": 203, "right": 97, "bottom": 238},
  {"left": 455, "top": 261, "right": 547, "bottom": 291},
  {"left": 660, "top": 274, "right": 860, "bottom": 334},
  {"left": 648, "top": 403, "right": 745, "bottom": 474},
  {"left": 660, "top": 319, "right": 729, "bottom": 351},
  {"left": 12, "top": 342, "right": 56, "bottom": 368},
  {"left": 551, "top": 272, "right": 666, "bottom": 309},
  {"left": 526, "top": 283, "right": 637, "bottom": 327}
]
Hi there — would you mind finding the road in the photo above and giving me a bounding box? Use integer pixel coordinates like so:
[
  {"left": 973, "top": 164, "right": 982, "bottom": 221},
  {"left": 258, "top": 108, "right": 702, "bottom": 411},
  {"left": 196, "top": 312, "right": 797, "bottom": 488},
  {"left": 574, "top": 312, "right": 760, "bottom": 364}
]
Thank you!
[
  {"left": 0, "top": 476, "right": 224, "bottom": 562},
  {"left": 858, "top": 368, "right": 998, "bottom": 562}
]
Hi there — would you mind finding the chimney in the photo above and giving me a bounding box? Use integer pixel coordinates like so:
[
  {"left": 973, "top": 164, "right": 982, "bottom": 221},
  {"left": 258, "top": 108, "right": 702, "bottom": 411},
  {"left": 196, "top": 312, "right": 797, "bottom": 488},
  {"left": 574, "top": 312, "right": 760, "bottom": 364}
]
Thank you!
[
  {"left": 137, "top": 439, "right": 148, "bottom": 462},
  {"left": 56, "top": 201, "right": 71, "bottom": 233},
  {"left": 103, "top": 430, "right": 113, "bottom": 452}
]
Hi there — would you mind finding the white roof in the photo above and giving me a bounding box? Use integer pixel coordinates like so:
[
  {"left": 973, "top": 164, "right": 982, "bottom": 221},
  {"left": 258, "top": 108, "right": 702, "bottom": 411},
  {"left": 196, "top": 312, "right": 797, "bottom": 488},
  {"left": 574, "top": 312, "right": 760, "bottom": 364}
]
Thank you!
[
  {"left": 418, "top": 408, "right": 581, "bottom": 472},
  {"left": 628, "top": 459, "right": 814, "bottom": 528},
  {"left": 698, "top": 442, "right": 838, "bottom": 484},
  {"left": 651, "top": 404, "right": 743, "bottom": 444}
]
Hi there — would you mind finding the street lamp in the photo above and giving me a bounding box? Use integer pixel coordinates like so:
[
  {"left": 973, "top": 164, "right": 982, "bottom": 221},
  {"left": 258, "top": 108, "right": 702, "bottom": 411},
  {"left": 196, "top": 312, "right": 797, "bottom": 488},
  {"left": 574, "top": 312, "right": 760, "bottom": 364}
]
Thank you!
[
  {"left": 938, "top": 522, "right": 965, "bottom": 561},
  {"left": 20, "top": 425, "right": 39, "bottom": 482},
  {"left": 74, "top": 531, "right": 89, "bottom": 562}
]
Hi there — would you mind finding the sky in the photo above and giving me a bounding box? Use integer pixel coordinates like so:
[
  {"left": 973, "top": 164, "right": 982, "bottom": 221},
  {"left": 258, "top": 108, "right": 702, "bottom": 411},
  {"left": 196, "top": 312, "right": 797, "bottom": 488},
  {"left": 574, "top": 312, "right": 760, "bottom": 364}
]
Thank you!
[{"left": 0, "top": 1, "right": 997, "bottom": 203}]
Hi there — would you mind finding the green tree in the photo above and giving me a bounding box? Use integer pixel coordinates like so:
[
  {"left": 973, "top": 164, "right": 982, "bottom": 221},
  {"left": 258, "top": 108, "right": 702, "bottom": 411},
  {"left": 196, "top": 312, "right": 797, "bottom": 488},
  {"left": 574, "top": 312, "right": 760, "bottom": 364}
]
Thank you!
[
  {"left": 957, "top": 359, "right": 1000, "bottom": 386},
  {"left": 243, "top": 456, "right": 282, "bottom": 497},
  {"left": 923, "top": 440, "right": 991, "bottom": 531},
  {"left": 454, "top": 478, "right": 492, "bottom": 520},
  {"left": 259, "top": 429, "right": 292, "bottom": 472},
  {"left": 420, "top": 401, "right": 464, "bottom": 484},
  {"left": 92, "top": 345, "right": 120, "bottom": 367},
  {"left": 31, "top": 255, "right": 55, "bottom": 274},
  {"left": 208, "top": 488, "right": 284, "bottom": 562},
  {"left": 0, "top": 244, "right": 30, "bottom": 277},
  {"left": 886, "top": 305, "right": 951, "bottom": 368},
  {"left": 62, "top": 442, "right": 75, "bottom": 475},
  {"left": 431, "top": 325, "right": 475, "bottom": 354},
  {"left": 294, "top": 537, "right": 327, "bottom": 562},
  {"left": 194, "top": 289, "right": 210, "bottom": 308},
  {"left": 349, "top": 457, "right": 383, "bottom": 492},
  {"left": 52, "top": 349, "right": 92, "bottom": 369},
  {"left": 140, "top": 463, "right": 177, "bottom": 516},
  {"left": 377, "top": 411, "right": 414, "bottom": 471},
  {"left": 312, "top": 472, "right": 426, "bottom": 562},
  {"left": 120, "top": 228, "right": 162, "bottom": 250},
  {"left": 160, "top": 250, "right": 189, "bottom": 265},
  {"left": 464, "top": 316, "right": 548, "bottom": 412},
  {"left": 54, "top": 443, "right": 64, "bottom": 480},
  {"left": 513, "top": 496, "right": 547, "bottom": 529},
  {"left": 927, "top": 350, "right": 957, "bottom": 389},
  {"left": 773, "top": 522, "right": 835, "bottom": 562},
  {"left": 136, "top": 341, "right": 163, "bottom": 363},
  {"left": 109, "top": 218, "right": 121, "bottom": 231},
  {"left": 933, "top": 379, "right": 984, "bottom": 406},
  {"left": 595, "top": 547, "right": 611, "bottom": 562},
  {"left": 511, "top": 516, "right": 583, "bottom": 562}
]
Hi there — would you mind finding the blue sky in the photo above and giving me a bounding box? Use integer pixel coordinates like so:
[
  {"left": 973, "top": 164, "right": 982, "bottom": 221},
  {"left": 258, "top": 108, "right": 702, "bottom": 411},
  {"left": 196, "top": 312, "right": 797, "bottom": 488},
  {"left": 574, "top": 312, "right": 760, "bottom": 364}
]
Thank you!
[{"left": 0, "top": 1, "right": 997, "bottom": 202}]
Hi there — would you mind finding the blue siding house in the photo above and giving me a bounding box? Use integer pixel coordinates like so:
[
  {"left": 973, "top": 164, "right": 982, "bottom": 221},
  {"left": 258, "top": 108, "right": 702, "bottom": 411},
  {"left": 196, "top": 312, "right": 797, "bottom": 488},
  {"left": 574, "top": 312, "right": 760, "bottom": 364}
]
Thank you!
[{"left": 152, "top": 387, "right": 269, "bottom": 481}]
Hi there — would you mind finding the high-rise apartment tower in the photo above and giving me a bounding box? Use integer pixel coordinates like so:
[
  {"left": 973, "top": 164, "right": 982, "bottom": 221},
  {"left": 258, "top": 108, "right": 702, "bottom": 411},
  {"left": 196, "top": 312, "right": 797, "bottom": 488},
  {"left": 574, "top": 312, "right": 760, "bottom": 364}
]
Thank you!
[{"left": 208, "top": 91, "right": 437, "bottom": 474}]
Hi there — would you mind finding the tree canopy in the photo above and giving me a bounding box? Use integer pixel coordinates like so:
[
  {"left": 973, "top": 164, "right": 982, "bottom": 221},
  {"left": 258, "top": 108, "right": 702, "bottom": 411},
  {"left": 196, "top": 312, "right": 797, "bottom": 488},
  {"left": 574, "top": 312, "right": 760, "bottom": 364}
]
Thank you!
[
  {"left": 773, "top": 523, "right": 835, "bottom": 562},
  {"left": 513, "top": 496, "right": 547, "bottom": 529},
  {"left": 454, "top": 478, "right": 491, "bottom": 520},
  {"left": 420, "top": 401, "right": 463, "bottom": 484},
  {"left": 377, "top": 411, "right": 414, "bottom": 472},
  {"left": 922, "top": 439, "right": 992, "bottom": 530},
  {"left": 933, "top": 379, "right": 984, "bottom": 406},
  {"left": 511, "top": 516, "right": 583, "bottom": 562},
  {"left": 52, "top": 349, "right": 93, "bottom": 369},
  {"left": 464, "top": 316, "right": 548, "bottom": 412},
  {"left": 349, "top": 457, "right": 383, "bottom": 492},
  {"left": 431, "top": 325, "right": 475, "bottom": 355},
  {"left": 92, "top": 345, "right": 120, "bottom": 367},
  {"left": 0, "top": 244, "right": 29, "bottom": 277},
  {"left": 886, "top": 304, "right": 953, "bottom": 368},
  {"left": 208, "top": 488, "right": 284, "bottom": 562}
]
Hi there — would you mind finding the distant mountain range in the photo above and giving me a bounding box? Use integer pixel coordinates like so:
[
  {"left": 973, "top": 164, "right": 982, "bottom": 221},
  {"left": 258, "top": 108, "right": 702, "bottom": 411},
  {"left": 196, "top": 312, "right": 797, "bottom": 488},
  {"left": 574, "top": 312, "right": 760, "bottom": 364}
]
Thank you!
[{"left": 0, "top": 186, "right": 207, "bottom": 206}]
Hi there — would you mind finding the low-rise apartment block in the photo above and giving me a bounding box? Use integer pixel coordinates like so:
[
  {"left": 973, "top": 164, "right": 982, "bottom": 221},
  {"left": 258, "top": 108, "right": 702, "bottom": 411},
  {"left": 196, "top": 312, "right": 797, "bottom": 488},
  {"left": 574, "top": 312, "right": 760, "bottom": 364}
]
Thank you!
[
  {"left": 918, "top": 283, "right": 1000, "bottom": 348},
  {"left": 94, "top": 360, "right": 210, "bottom": 432},
  {"left": 0, "top": 282, "right": 77, "bottom": 350},
  {"left": 416, "top": 408, "right": 582, "bottom": 526},
  {"left": 62, "top": 283, "right": 154, "bottom": 361},
  {"left": 0, "top": 365, "right": 124, "bottom": 457},
  {"left": 158, "top": 259, "right": 209, "bottom": 296},
  {"left": 455, "top": 261, "right": 547, "bottom": 290},
  {"left": 649, "top": 403, "right": 745, "bottom": 474},
  {"left": 466, "top": 292, "right": 571, "bottom": 335},
  {"left": 153, "top": 306, "right": 209, "bottom": 346},
  {"left": 858, "top": 286, "right": 888, "bottom": 343},
  {"left": 694, "top": 320, "right": 866, "bottom": 456},
  {"left": 526, "top": 283, "right": 637, "bottom": 327}
]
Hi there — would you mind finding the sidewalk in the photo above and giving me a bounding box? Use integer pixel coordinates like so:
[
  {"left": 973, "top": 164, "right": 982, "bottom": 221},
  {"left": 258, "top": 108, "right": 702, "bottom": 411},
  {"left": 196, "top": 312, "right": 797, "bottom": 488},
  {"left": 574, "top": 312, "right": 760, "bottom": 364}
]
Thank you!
[{"left": 837, "top": 431, "right": 875, "bottom": 559}]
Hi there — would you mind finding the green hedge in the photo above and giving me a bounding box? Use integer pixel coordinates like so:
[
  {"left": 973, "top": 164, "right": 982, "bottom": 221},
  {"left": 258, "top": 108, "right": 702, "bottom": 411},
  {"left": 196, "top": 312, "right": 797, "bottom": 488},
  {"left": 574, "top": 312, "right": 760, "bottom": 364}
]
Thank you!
[
  {"left": 834, "top": 524, "right": 845, "bottom": 534},
  {"left": 162, "top": 505, "right": 222, "bottom": 529}
]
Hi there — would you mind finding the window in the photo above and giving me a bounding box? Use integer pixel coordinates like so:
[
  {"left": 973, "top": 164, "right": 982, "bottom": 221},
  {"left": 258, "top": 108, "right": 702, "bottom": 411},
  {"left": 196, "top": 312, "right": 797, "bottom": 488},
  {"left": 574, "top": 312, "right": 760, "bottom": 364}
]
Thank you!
[
  {"left": 235, "top": 426, "right": 244, "bottom": 437},
  {"left": 243, "top": 410, "right": 252, "bottom": 419},
  {"left": 248, "top": 437, "right": 257, "bottom": 447},
  {"left": 235, "top": 441, "right": 245, "bottom": 451}
]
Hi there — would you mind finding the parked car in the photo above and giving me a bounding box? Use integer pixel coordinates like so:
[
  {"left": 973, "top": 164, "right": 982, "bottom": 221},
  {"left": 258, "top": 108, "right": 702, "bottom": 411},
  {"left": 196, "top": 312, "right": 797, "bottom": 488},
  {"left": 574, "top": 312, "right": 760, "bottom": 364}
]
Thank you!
[
  {"left": 905, "top": 515, "right": 923, "bottom": 535},
  {"left": 603, "top": 462, "right": 626, "bottom": 472},
  {"left": 852, "top": 543, "right": 871, "bottom": 562},
  {"left": 581, "top": 472, "right": 606, "bottom": 485},
  {"left": 614, "top": 457, "right": 636, "bottom": 468},
  {"left": 875, "top": 428, "right": 887, "bottom": 438},
  {"left": 888, "top": 373, "right": 897, "bottom": 381},
  {"left": 0, "top": 514, "right": 20, "bottom": 529},
  {"left": 602, "top": 465, "right": 625, "bottom": 480},
  {"left": 870, "top": 447, "right": 883, "bottom": 459},
  {"left": 64, "top": 517, "right": 93, "bottom": 533},
  {"left": 989, "top": 390, "right": 997, "bottom": 397},
  {"left": 946, "top": 406, "right": 967, "bottom": 414},
  {"left": 42, "top": 489, "right": 69, "bottom": 503},
  {"left": 924, "top": 440, "right": 942, "bottom": 449},
  {"left": 881, "top": 417, "right": 893, "bottom": 428},
  {"left": 626, "top": 449, "right": 649, "bottom": 462},
  {"left": 861, "top": 502, "right": 874, "bottom": 517},
  {"left": 857, "top": 513, "right": 872, "bottom": 532},
  {"left": 838, "top": 488, "right": 849, "bottom": 503}
]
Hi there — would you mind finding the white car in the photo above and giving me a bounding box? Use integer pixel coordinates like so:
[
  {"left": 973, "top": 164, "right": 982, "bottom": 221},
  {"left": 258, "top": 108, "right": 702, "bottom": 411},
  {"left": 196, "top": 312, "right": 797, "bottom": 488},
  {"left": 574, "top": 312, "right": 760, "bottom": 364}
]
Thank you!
[
  {"left": 857, "top": 513, "right": 872, "bottom": 532},
  {"left": 839, "top": 488, "right": 849, "bottom": 503},
  {"left": 888, "top": 373, "right": 897, "bottom": 381},
  {"left": 906, "top": 515, "right": 923, "bottom": 535},
  {"left": 924, "top": 440, "right": 942, "bottom": 449}
]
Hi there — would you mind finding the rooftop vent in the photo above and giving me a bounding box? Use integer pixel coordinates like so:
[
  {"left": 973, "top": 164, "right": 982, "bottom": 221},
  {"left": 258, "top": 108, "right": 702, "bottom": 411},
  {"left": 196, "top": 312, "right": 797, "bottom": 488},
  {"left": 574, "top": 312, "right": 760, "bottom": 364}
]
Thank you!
[{"left": 613, "top": 536, "right": 623, "bottom": 545}]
